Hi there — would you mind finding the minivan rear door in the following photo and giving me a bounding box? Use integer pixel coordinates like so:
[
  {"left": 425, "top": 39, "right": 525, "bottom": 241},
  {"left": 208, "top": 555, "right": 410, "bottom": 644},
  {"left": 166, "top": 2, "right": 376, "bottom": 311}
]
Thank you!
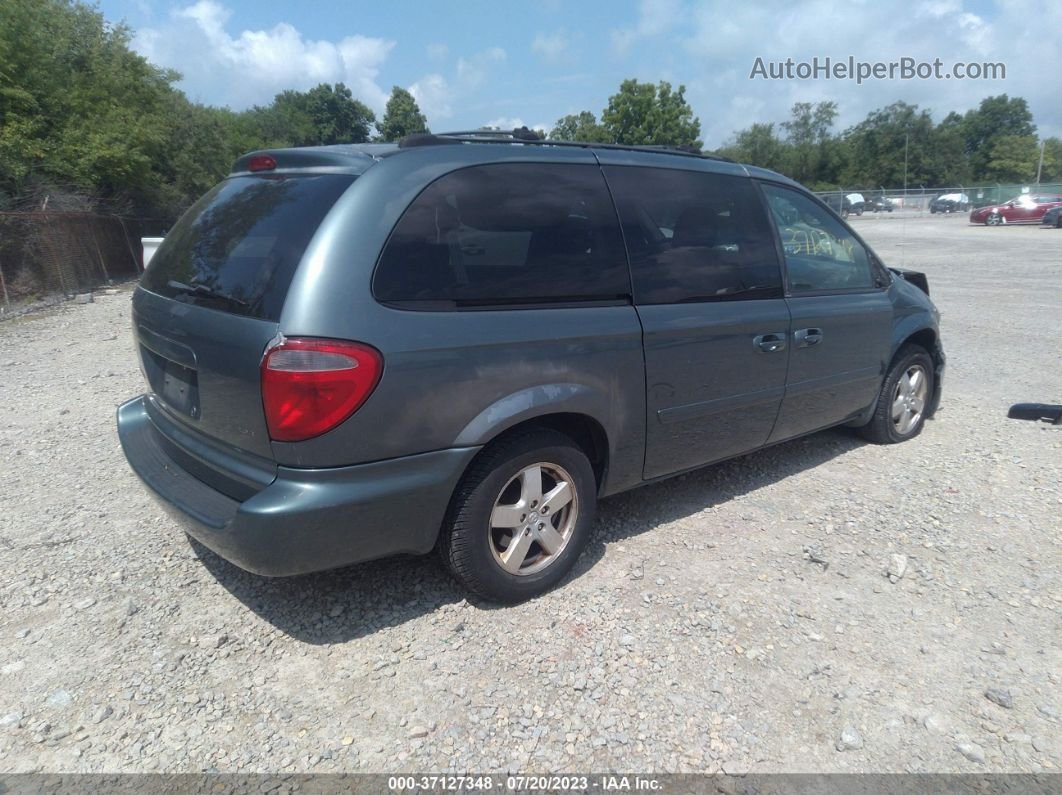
[
  {"left": 135, "top": 172, "right": 356, "bottom": 459},
  {"left": 603, "top": 164, "right": 791, "bottom": 479}
]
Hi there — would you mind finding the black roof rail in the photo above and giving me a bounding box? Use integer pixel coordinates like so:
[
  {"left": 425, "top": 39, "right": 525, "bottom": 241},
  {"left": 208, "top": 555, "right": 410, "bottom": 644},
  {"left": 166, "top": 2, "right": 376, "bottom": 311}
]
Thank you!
[{"left": 397, "top": 127, "right": 733, "bottom": 162}]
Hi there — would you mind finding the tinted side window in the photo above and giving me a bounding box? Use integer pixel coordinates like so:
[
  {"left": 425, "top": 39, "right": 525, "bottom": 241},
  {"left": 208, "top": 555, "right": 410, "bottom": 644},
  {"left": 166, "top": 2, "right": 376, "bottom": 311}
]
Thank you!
[
  {"left": 604, "top": 166, "right": 782, "bottom": 304},
  {"left": 142, "top": 174, "right": 355, "bottom": 321},
  {"left": 374, "top": 164, "right": 629, "bottom": 307},
  {"left": 761, "top": 184, "right": 875, "bottom": 292}
]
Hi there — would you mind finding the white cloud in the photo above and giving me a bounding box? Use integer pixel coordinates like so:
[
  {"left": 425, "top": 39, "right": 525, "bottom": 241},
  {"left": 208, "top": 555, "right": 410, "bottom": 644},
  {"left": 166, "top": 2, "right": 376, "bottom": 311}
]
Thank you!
[
  {"left": 956, "top": 12, "right": 992, "bottom": 55},
  {"left": 485, "top": 117, "right": 523, "bottom": 129},
  {"left": 409, "top": 74, "right": 453, "bottom": 121},
  {"left": 132, "top": 0, "right": 394, "bottom": 110},
  {"left": 532, "top": 31, "right": 570, "bottom": 62},
  {"left": 611, "top": 0, "right": 683, "bottom": 56},
  {"left": 918, "top": 0, "right": 962, "bottom": 19},
  {"left": 678, "top": 0, "right": 1062, "bottom": 145},
  {"left": 456, "top": 47, "right": 506, "bottom": 89},
  {"left": 411, "top": 46, "right": 508, "bottom": 128},
  {"left": 483, "top": 117, "right": 547, "bottom": 133}
]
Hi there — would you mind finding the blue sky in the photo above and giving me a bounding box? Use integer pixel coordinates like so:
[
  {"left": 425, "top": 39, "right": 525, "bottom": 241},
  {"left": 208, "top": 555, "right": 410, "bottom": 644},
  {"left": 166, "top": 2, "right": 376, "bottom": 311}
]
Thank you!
[{"left": 96, "top": 0, "right": 1061, "bottom": 145}]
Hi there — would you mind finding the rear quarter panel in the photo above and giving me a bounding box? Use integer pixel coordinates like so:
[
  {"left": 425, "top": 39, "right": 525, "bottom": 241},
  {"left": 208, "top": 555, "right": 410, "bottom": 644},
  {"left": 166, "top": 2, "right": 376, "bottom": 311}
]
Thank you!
[{"left": 273, "top": 146, "right": 647, "bottom": 495}]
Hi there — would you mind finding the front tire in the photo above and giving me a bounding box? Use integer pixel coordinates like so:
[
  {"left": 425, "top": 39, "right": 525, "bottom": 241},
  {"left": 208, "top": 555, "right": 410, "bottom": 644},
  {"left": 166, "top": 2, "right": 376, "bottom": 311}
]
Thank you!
[
  {"left": 439, "top": 429, "right": 597, "bottom": 603},
  {"left": 986, "top": 213, "right": 1003, "bottom": 226},
  {"left": 859, "top": 346, "right": 935, "bottom": 444}
]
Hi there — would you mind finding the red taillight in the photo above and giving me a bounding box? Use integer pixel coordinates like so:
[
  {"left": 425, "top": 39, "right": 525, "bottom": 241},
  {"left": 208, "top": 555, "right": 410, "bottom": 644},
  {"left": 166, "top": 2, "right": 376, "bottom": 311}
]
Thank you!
[
  {"left": 261, "top": 338, "right": 382, "bottom": 442},
  {"left": 248, "top": 155, "right": 277, "bottom": 172}
]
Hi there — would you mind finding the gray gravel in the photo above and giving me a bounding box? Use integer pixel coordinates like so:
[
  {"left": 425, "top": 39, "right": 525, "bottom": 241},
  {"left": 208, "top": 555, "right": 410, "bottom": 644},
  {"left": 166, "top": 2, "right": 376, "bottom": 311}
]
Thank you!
[{"left": 0, "top": 216, "right": 1060, "bottom": 774}]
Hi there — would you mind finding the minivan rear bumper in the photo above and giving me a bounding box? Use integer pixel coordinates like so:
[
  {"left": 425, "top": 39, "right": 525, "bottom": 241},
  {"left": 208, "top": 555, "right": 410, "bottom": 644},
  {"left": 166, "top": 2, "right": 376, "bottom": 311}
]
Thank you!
[{"left": 117, "top": 397, "right": 479, "bottom": 576}]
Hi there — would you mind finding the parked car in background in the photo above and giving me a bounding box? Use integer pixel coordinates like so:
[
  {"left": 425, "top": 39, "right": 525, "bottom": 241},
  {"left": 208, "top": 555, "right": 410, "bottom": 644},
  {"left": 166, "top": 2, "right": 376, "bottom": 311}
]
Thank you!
[
  {"left": 821, "top": 193, "right": 849, "bottom": 218},
  {"left": 1040, "top": 205, "right": 1062, "bottom": 228},
  {"left": 117, "top": 132, "right": 945, "bottom": 602},
  {"left": 929, "top": 193, "right": 970, "bottom": 213},
  {"left": 867, "top": 196, "right": 894, "bottom": 213},
  {"left": 821, "top": 192, "right": 863, "bottom": 218},
  {"left": 970, "top": 194, "right": 1062, "bottom": 225}
]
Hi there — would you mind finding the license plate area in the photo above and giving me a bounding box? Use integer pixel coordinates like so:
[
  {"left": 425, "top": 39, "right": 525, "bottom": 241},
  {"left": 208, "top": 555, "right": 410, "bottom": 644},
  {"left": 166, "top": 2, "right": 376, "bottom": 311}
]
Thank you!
[{"left": 139, "top": 342, "right": 201, "bottom": 420}]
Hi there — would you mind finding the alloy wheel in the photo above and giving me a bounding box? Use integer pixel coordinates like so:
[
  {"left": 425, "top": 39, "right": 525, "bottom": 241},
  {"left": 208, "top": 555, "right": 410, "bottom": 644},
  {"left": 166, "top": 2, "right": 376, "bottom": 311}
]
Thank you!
[
  {"left": 891, "top": 365, "right": 928, "bottom": 436},
  {"left": 489, "top": 462, "right": 578, "bottom": 576}
]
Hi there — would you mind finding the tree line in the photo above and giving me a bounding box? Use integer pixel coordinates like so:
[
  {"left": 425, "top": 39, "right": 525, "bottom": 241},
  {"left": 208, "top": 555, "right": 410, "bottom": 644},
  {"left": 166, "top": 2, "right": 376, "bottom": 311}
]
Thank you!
[
  {"left": 2, "top": 0, "right": 1059, "bottom": 224},
  {"left": 552, "top": 89, "right": 1060, "bottom": 191},
  {"left": 0, "top": 0, "right": 428, "bottom": 219},
  {"left": 715, "top": 96, "right": 1061, "bottom": 191}
]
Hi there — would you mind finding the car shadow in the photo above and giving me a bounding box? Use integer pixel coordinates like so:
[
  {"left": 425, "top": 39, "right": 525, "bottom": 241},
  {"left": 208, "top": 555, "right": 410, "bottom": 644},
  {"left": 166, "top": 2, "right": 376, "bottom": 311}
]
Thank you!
[
  {"left": 191, "top": 427, "right": 866, "bottom": 644},
  {"left": 571, "top": 427, "right": 864, "bottom": 582}
]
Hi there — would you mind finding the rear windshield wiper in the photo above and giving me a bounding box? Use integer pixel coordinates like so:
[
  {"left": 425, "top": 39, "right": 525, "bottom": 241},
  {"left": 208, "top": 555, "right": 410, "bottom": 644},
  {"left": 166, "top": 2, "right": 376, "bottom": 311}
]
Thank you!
[{"left": 167, "top": 280, "right": 249, "bottom": 308}]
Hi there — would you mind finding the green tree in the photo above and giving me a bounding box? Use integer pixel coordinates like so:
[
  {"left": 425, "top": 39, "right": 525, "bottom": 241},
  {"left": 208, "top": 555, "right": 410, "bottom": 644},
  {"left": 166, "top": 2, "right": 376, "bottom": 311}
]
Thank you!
[
  {"left": 960, "top": 95, "right": 1036, "bottom": 180},
  {"left": 1038, "top": 137, "right": 1062, "bottom": 183},
  {"left": 718, "top": 122, "right": 787, "bottom": 172},
  {"left": 983, "top": 135, "right": 1039, "bottom": 183},
  {"left": 151, "top": 101, "right": 248, "bottom": 217},
  {"left": 376, "top": 86, "right": 428, "bottom": 141},
  {"left": 841, "top": 102, "right": 939, "bottom": 189},
  {"left": 600, "top": 80, "right": 701, "bottom": 148},
  {"left": 550, "top": 111, "right": 609, "bottom": 142},
  {"left": 0, "top": 0, "right": 178, "bottom": 202},
  {"left": 927, "top": 112, "right": 972, "bottom": 187},
  {"left": 246, "top": 83, "right": 375, "bottom": 148},
  {"left": 781, "top": 101, "right": 838, "bottom": 185}
]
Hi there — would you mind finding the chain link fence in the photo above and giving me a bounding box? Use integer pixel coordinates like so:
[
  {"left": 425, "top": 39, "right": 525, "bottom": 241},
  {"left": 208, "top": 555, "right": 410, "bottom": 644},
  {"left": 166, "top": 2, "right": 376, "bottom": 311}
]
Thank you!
[
  {"left": 816, "top": 183, "right": 1062, "bottom": 213},
  {"left": 0, "top": 212, "right": 159, "bottom": 312}
]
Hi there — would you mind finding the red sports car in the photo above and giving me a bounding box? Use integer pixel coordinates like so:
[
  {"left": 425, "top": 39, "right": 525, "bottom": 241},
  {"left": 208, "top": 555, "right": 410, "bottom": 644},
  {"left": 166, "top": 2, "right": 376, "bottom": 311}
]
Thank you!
[{"left": 970, "top": 194, "right": 1062, "bottom": 225}]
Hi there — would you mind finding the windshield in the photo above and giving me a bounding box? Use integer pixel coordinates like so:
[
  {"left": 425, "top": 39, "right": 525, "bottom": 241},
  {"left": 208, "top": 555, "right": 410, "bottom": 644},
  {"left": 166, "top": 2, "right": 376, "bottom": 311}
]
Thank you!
[{"left": 141, "top": 174, "right": 355, "bottom": 321}]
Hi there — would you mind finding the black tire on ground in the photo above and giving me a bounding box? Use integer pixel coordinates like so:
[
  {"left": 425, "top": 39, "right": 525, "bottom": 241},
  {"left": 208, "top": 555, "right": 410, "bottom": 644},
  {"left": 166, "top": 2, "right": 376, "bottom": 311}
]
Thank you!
[
  {"left": 859, "top": 345, "right": 935, "bottom": 445},
  {"left": 986, "top": 213, "right": 1002, "bottom": 226},
  {"left": 438, "top": 428, "right": 597, "bottom": 603}
]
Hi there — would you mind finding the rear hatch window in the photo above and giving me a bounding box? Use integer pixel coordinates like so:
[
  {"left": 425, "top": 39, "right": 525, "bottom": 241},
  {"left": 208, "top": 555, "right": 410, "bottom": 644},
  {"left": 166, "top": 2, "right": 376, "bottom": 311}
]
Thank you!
[{"left": 142, "top": 174, "right": 355, "bottom": 321}]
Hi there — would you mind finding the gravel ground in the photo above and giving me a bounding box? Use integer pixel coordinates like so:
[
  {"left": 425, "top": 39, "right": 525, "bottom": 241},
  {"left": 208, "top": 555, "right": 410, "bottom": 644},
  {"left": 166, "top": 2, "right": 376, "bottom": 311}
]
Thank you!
[{"left": 0, "top": 215, "right": 1059, "bottom": 775}]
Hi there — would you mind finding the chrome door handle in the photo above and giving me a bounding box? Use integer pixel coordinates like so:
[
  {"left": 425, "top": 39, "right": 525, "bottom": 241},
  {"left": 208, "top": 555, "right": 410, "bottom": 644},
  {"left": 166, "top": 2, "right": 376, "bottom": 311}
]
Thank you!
[
  {"left": 794, "top": 328, "right": 823, "bottom": 347},
  {"left": 753, "top": 333, "right": 787, "bottom": 353}
]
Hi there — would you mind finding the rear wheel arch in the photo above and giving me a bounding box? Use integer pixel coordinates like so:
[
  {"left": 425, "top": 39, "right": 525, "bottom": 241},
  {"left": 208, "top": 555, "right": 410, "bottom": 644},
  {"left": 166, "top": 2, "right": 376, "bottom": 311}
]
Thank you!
[
  {"left": 438, "top": 419, "right": 605, "bottom": 601},
  {"left": 461, "top": 412, "right": 610, "bottom": 494}
]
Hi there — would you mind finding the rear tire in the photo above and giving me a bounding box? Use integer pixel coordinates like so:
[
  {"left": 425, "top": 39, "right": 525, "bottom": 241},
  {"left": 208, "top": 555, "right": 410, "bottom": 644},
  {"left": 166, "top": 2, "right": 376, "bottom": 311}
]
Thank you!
[
  {"left": 859, "top": 345, "right": 935, "bottom": 445},
  {"left": 438, "top": 429, "right": 597, "bottom": 603}
]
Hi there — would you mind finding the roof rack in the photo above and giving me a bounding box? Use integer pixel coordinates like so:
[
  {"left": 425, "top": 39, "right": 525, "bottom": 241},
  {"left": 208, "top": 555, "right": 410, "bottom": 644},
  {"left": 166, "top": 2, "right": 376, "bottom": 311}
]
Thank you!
[{"left": 398, "top": 127, "right": 732, "bottom": 162}]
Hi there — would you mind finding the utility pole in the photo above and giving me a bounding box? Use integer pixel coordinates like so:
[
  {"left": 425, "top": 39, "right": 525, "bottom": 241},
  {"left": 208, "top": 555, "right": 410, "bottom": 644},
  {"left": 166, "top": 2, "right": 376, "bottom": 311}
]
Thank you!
[
  {"left": 903, "top": 133, "right": 909, "bottom": 206},
  {"left": 1035, "top": 139, "right": 1045, "bottom": 186}
]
